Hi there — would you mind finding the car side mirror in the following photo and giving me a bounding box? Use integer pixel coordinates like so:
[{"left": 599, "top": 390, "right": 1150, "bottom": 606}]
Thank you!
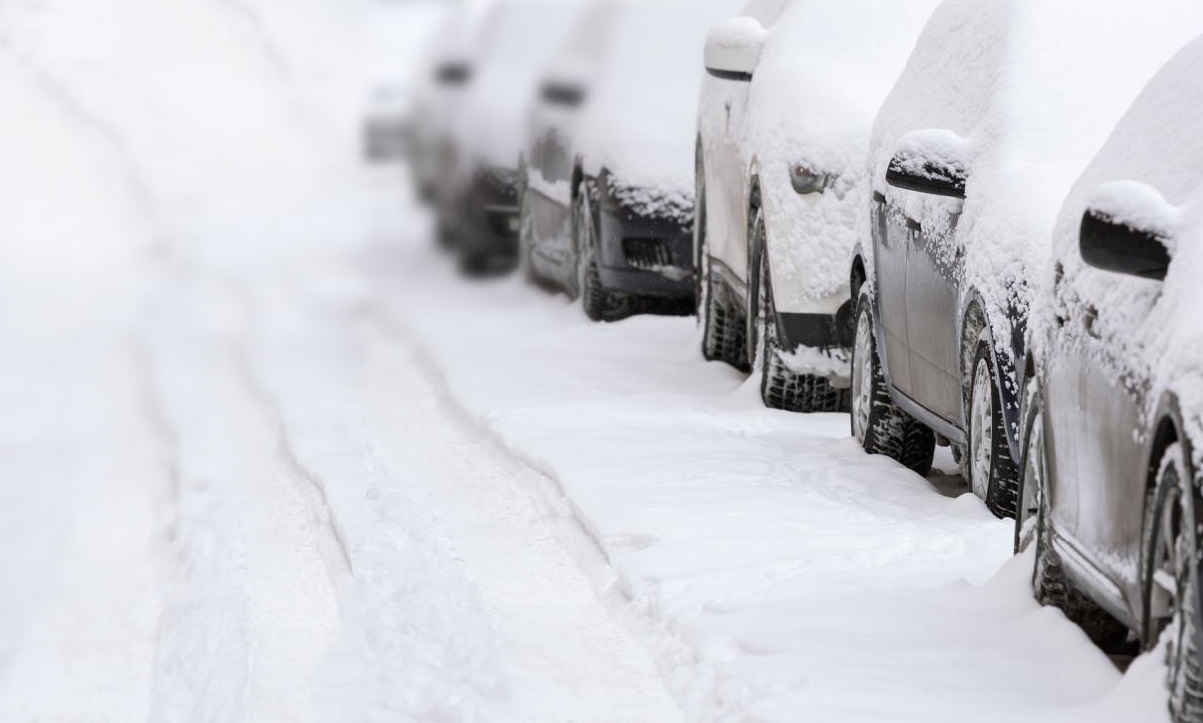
[
  {"left": 436, "top": 62, "right": 472, "bottom": 86},
  {"left": 540, "top": 80, "right": 586, "bottom": 108},
  {"left": 885, "top": 153, "right": 966, "bottom": 198},
  {"left": 884, "top": 130, "right": 969, "bottom": 199},
  {"left": 703, "top": 17, "right": 766, "bottom": 81},
  {"left": 1079, "top": 183, "right": 1172, "bottom": 280}
]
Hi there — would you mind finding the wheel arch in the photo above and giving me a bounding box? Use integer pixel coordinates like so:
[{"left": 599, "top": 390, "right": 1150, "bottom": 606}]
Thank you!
[{"left": 960, "top": 293, "right": 1023, "bottom": 460}]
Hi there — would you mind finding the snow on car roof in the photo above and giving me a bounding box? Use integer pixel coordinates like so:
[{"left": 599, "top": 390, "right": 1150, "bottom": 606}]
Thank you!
[
  {"left": 454, "top": 0, "right": 590, "bottom": 170},
  {"left": 870, "top": 0, "right": 1203, "bottom": 342},
  {"left": 747, "top": 0, "right": 942, "bottom": 180},
  {"left": 574, "top": 0, "right": 746, "bottom": 193},
  {"left": 1040, "top": 37, "right": 1203, "bottom": 434}
]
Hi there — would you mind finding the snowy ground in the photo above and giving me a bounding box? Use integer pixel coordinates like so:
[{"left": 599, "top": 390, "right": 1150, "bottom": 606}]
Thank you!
[{"left": 0, "top": 1, "right": 1182, "bottom": 721}]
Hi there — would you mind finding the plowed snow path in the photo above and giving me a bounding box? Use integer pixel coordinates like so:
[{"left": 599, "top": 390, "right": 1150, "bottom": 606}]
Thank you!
[{"left": 368, "top": 322, "right": 686, "bottom": 723}]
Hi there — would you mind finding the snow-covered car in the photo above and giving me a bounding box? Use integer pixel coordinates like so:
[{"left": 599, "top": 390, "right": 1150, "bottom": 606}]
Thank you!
[
  {"left": 696, "top": 0, "right": 939, "bottom": 415},
  {"left": 407, "top": 0, "right": 493, "bottom": 211},
  {"left": 520, "top": 0, "right": 742, "bottom": 321},
  {"left": 440, "top": 0, "right": 588, "bottom": 275},
  {"left": 848, "top": 0, "right": 1203, "bottom": 515},
  {"left": 1015, "top": 37, "right": 1203, "bottom": 723}
]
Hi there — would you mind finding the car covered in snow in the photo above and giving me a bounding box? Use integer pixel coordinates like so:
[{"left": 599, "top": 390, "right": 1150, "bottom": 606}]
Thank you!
[
  {"left": 439, "top": 0, "right": 588, "bottom": 275},
  {"left": 407, "top": 0, "right": 493, "bottom": 214},
  {"left": 696, "top": 0, "right": 939, "bottom": 414},
  {"left": 1016, "top": 36, "right": 1203, "bottom": 723},
  {"left": 848, "top": 0, "right": 1203, "bottom": 517},
  {"left": 519, "top": 0, "right": 742, "bottom": 321}
]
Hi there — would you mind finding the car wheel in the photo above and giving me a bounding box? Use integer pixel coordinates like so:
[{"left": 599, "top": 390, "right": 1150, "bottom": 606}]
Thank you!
[
  {"left": 757, "top": 250, "right": 848, "bottom": 413},
  {"left": 518, "top": 185, "right": 539, "bottom": 285},
  {"left": 700, "top": 220, "right": 747, "bottom": 370},
  {"left": 968, "top": 332, "right": 1020, "bottom": 518},
  {"left": 1020, "top": 382, "right": 1130, "bottom": 650},
  {"left": 574, "top": 183, "right": 629, "bottom": 322},
  {"left": 1145, "top": 444, "right": 1203, "bottom": 723},
  {"left": 850, "top": 289, "right": 935, "bottom": 475}
]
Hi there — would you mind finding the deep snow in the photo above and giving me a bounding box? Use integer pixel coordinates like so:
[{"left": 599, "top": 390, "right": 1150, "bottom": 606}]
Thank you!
[{"left": 0, "top": 0, "right": 1188, "bottom": 721}]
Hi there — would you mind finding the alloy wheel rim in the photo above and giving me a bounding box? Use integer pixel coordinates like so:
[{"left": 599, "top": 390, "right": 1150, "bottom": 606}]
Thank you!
[
  {"left": 1151, "top": 476, "right": 1189, "bottom": 695},
  {"left": 852, "top": 313, "right": 873, "bottom": 444},
  {"left": 970, "top": 359, "right": 993, "bottom": 499}
]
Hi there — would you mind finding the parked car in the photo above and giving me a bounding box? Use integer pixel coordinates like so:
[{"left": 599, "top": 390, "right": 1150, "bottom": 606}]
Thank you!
[
  {"left": 1016, "top": 36, "right": 1203, "bottom": 723},
  {"left": 848, "top": 0, "right": 1203, "bottom": 516},
  {"left": 407, "top": 0, "right": 493, "bottom": 212},
  {"left": 440, "top": 0, "right": 588, "bottom": 275},
  {"left": 696, "top": 0, "right": 939, "bottom": 414},
  {"left": 520, "top": 0, "right": 742, "bottom": 321}
]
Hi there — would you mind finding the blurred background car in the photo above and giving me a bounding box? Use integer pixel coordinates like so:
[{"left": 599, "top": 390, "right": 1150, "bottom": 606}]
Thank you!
[
  {"left": 849, "top": 0, "right": 1203, "bottom": 513},
  {"left": 1017, "top": 36, "right": 1203, "bottom": 723},
  {"left": 521, "top": 0, "right": 742, "bottom": 322},
  {"left": 441, "top": 0, "right": 589, "bottom": 275},
  {"left": 407, "top": 0, "right": 493, "bottom": 215},
  {"left": 363, "top": 84, "right": 412, "bottom": 162},
  {"left": 696, "top": 0, "right": 939, "bottom": 415}
]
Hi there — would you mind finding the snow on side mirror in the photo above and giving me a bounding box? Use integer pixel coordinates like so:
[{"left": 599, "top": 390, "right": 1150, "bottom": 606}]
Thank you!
[
  {"left": 1080, "top": 181, "right": 1175, "bottom": 281},
  {"left": 703, "top": 17, "right": 766, "bottom": 81},
  {"left": 885, "top": 130, "right": 970, "bottom": 199}
]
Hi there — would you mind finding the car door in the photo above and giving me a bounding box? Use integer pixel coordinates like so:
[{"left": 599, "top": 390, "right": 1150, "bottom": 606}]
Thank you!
[
  {"left": 1057, "top": 208, "right": 1165, "bottom": 591},
  {"left": 871, "top": 190, "right": 913, "bottom": 396},
  {"left": 702, "top": 75, "right": 755, "bottom": 290},
  {"left": 904, "top": 195, "right": 964, "bottom": 423}
]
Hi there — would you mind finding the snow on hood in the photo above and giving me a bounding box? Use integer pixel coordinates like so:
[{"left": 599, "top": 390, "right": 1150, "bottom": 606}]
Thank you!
[
  {"left": 745, "top": 0, "right": 942, "bottom": 310},
  {"left": 574, "top": 0, "right": 745, "bottom": 193},
  {"left": 870, "top": 0, "right": 1203, "bottom": 356},
  {"left": 453, "top": 0, "right": 589, "bottom": 173},
  {"left": 1044, "top": 36, "right": 1203, "bottom": 440}
]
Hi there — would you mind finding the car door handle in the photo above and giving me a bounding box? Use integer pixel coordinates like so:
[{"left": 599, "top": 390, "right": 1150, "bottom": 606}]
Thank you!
[{"left": 905, "top": 218, "right": 921, "bottom": 232}]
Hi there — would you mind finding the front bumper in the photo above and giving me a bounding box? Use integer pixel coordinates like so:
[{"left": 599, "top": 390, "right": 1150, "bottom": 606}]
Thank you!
[
  {"left": 595, "top": 182, "right": 694, "bottom": 299},
  {"left": 459, "top": 166, "right": 521, "bottom": 261}
]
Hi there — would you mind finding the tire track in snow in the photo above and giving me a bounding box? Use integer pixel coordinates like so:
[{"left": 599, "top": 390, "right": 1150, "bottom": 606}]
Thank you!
[{"left": 367, "top": 310, "right": 689, "bottom": 723}]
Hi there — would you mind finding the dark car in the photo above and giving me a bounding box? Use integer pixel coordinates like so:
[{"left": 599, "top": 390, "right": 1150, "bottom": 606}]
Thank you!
[
  {"left": 1017, "top": 36, "right": 1203, "bottom": 723},
  {"left": 848, "top": 0, "right": 1203, "bottom": 517},
  {"left": 519, "top": 0, "right": 741, "bottom": 321},
  {"left": 440, "top": 0, "right": 586, "bottom": 275}
]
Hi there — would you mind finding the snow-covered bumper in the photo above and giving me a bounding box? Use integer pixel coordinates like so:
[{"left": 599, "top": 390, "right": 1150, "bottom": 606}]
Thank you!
[
  {"left": 595, "top": 181, "right": 695, "bottom": 300},
  {"left": 458, "top": 165, "right": 521, "bottom": 262}
]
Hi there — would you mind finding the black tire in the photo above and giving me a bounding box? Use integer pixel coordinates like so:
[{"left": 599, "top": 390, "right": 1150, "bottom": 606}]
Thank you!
[
  {"left": 699, "top": 232, "right": 748, "bottom": 370},
  {"left": 1019, "top": 383, "right": 1130, "bottom": 651},
  {"left": 967, "top": 333, "right": 1020, "bottom": 518},
  {"left": 1144, "top": 444, "right": 1203, "bottom": 723},
  {"left": 756, "top": 249, "right": 848, "bottom": 413},
  {"left": 574, "top": 183, "right": 629, "bottom": 322},
  {"left": 850, "top": 290, "right": 935, "bottom": 476},
  {"left": 517, "top": 180, "right": 539, "bottom": 285}
]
